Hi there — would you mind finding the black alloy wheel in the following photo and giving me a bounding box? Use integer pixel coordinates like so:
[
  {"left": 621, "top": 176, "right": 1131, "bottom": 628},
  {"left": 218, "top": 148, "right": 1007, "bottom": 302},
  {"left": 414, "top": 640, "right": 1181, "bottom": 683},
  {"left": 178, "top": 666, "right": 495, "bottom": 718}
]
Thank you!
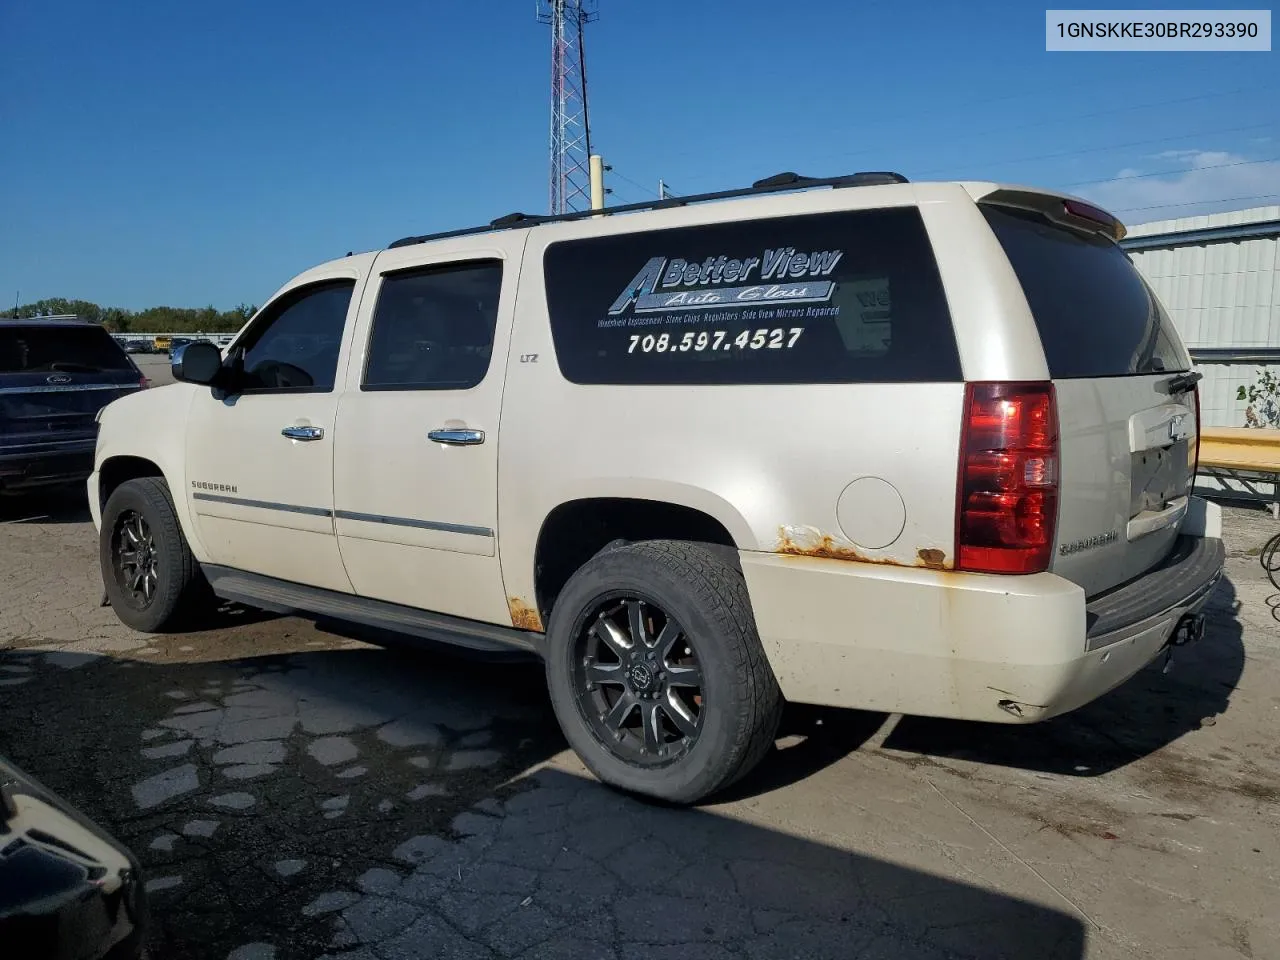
[
  {"left": 544, "top": 539, "right": 783, "bottom": 804},
  {"left": 573, "top": 595, "right": 704, "bottom": 766},
  {"left": 112, "top": 509, "right": 159, "bottom": 609},
  {"left": 100, "top": 476, "right": 211, "bottom": 633}
]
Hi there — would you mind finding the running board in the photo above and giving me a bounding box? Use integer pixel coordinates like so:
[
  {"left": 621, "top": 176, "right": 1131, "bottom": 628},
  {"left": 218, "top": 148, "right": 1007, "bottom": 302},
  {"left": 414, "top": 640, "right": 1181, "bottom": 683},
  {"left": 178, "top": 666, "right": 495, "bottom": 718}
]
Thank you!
[{"left": 201, "top": 565, "right": 542, "bottom": 658}]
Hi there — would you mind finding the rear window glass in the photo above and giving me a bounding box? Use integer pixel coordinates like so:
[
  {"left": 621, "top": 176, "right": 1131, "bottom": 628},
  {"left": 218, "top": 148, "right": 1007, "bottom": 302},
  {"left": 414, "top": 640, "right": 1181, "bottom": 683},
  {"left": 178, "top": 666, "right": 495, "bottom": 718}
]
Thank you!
[
  {"left": 981, "top": 205, "right": 1191, "bottom": 378},
  {"left": 363, "top": 260, "right": 502, "bottom": 391},
  {"left": 0, "top": 325, "right": 132, "bottom": 373},
  {"left": 544, "top": 208, "right": 960, "bottom": 385}
]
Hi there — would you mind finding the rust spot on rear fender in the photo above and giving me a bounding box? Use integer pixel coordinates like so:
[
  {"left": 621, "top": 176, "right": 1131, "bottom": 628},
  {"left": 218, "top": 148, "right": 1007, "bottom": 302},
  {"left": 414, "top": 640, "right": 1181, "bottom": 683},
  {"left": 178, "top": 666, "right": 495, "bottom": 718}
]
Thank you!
[
  {"left": 775, "top": 525, "right": 950, "bottom": 569},
  {"left": 916, "top": 548, "right": 946, "bottom": 569},
  {"left": 507, "top": 597, "right": 544, "bottom": 633}
]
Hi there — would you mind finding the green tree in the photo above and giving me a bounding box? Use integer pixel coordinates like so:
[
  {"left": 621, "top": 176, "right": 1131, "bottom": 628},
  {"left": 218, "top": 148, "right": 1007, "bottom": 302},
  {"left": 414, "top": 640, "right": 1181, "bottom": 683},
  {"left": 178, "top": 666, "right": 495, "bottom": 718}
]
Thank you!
[
  {"left": 3, "top": 296, "right": 255, "bottom": 332},
  {"left": 1237, "top": 369, "right": 1280, "bottom": 428}
]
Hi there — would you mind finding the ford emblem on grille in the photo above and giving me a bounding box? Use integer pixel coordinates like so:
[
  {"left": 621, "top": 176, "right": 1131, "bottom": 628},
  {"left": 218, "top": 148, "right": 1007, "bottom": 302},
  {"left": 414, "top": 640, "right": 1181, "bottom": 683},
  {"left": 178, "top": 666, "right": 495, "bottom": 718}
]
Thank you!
[{"left": 45, "top": 374, "right": 72, "bottom": 385}]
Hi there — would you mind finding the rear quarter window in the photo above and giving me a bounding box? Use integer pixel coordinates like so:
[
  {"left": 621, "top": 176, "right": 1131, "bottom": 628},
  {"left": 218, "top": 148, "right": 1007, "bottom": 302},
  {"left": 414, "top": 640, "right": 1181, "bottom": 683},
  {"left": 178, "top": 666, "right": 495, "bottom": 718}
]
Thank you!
[
  {"left": 981, "top": 205, "right": 1191, "bottom": 378},
  {"left": 543, "top": 208, "right": 959, "bottom": 385}
]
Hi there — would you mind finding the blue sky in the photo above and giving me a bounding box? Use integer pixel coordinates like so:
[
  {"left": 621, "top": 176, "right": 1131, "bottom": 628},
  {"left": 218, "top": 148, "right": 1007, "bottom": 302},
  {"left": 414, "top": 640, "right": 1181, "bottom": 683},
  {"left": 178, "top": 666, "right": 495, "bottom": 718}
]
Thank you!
[{"left": 1, "top": 0, "right": 1276, "bottom": 310}]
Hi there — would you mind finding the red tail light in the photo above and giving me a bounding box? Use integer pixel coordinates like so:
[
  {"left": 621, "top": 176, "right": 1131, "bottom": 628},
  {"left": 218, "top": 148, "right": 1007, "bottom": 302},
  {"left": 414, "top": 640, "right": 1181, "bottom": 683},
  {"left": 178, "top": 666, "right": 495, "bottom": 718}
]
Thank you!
[{"left": 956, "top": 382, "right": 1059, "bottom": 574}]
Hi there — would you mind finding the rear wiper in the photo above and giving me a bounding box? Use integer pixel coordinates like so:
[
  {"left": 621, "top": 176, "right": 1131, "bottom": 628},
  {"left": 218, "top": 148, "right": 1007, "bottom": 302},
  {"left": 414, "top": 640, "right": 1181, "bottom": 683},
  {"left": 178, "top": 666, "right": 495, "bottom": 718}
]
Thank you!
[{"left": 1161, "top": 371, "right": 1203, "bottom": 394}]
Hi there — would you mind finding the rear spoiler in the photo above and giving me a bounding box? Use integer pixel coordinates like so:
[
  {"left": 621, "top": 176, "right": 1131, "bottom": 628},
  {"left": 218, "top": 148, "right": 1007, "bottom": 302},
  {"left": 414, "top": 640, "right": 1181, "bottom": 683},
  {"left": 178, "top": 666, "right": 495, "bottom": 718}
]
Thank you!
[{"left": 977, "top": 188, "right": 1127, "bottom": 243}]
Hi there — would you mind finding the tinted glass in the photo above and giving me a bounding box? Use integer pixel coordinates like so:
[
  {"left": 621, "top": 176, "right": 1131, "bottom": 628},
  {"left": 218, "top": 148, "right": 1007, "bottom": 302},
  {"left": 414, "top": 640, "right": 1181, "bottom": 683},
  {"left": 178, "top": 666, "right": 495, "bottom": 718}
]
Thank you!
[
  {"left": 982, "top": 205, "right": 1191, "bottom": 378},
  {"left": 363, "top": 261, "right": 502, "bottom": 391},
  {"left": 0, "top": 325, "right": 132, "bottom": 373},
  {"left": 544, "top": 208, "right": 959, "bottom": 385},
  {"left": 238, "top": 281, "right": 354, "bottom": 392}
]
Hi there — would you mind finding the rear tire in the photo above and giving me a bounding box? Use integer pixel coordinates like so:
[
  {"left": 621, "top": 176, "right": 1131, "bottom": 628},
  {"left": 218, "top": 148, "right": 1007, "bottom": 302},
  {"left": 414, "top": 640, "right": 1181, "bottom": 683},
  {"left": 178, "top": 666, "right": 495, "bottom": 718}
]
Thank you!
[
  {"left": 544, "top": 539, "right": 783, "bottom": 804},
  {"left": 100, "top": 478, "right": 211, "bottom": 633}
]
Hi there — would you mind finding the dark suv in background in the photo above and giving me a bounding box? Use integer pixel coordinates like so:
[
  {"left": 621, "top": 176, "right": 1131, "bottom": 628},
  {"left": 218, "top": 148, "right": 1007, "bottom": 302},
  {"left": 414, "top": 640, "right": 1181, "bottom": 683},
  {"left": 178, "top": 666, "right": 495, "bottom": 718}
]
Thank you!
[{"left": 0, "top": 319, "right": 147, "bottom": 494}]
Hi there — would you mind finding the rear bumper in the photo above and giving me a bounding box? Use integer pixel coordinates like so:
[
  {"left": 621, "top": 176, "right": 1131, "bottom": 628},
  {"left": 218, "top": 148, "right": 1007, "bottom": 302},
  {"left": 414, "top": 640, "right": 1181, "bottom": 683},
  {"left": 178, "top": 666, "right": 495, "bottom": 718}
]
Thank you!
[
  {"left": 740, "top": 518, "right": 1226, "bottom": 724},
  {"left": 0, "top": 439, "right": 97, "bottom": 490},
  {"left": 1086, "top": 535, "right": 1225, "bottom": 650}
]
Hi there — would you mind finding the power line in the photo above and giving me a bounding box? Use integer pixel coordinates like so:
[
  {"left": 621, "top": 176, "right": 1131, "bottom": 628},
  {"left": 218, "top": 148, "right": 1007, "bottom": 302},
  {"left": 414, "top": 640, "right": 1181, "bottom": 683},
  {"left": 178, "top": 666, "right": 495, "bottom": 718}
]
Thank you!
[
  {"left": 672, "top": 85, "right": 1279, "bottom": 188},
  {"left": 655, "top": 89, "right": 1040, "bottom": 171},
  {"left": 912, "top": 121, "right": 1276, "bottom": 177},
  {"left": 1065, "top": 155, "right": 1280, "bottom": 188},
  {"left": 605, "top": 183, "right": 648, "bottom": 206},
  {"left": 1113, "top": 193, "right": 1280, "bottom": 213},
  {"left": 608, "top": 168, "right": 661, "bottom": 199},
  {"left": 859, "top": 84, "right": 1280, "bottom": 168}
]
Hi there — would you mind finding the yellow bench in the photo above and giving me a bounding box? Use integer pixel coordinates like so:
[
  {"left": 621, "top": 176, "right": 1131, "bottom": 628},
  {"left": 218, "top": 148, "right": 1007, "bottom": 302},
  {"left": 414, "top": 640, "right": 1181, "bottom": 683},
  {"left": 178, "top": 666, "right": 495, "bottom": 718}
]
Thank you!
[
  {"left": 1198, "top": 427, "right": 1280, "bottom": 472},
  {"left": 1197, "top": 427, "right": 1280, "bottom": 516}
]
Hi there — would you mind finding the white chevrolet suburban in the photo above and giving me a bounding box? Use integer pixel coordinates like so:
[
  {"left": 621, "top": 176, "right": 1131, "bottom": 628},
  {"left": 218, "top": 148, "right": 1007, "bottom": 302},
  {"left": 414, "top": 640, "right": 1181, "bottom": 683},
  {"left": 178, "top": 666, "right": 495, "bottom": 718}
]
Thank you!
[{"left": 91, "top": 172, "right": 1225, "bottom": 803}]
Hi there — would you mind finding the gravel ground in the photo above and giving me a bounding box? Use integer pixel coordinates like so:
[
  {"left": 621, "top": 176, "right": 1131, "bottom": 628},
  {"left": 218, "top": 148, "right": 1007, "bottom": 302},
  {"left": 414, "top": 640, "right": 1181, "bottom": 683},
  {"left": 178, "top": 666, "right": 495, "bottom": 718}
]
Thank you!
[{"left": 1, "top": 491, "right": 1277, "bottom": 960}]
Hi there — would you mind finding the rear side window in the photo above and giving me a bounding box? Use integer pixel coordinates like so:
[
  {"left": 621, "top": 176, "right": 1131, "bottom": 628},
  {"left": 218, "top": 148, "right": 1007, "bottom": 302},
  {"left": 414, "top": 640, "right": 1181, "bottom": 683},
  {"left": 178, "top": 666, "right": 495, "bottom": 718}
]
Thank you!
[
  {"left": 544, "top": 208, "right": 959, "bottom": 385},
  {"left": 363, "top": 260, "right": 502, "bottom": 391},
  {"left": 981, "top": 205, "right": 1191, "bottom": 378},
  {"left": 0, "top": 325, "right": 132, "bottom": 373}
]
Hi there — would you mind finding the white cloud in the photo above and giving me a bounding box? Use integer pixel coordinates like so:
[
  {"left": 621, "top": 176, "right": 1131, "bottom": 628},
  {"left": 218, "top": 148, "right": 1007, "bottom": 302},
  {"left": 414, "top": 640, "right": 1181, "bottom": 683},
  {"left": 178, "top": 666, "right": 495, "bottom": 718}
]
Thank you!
[{"left": 1075, "top": 150, "right": 1280, "bottom": 222}]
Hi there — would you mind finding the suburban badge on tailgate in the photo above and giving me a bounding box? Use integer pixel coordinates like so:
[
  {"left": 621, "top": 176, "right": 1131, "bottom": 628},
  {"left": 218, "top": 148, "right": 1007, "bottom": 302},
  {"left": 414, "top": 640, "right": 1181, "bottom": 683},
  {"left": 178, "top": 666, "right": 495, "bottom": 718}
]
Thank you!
[{"left": 1059, "top": 530, "right": 1119, "bottom": 557}]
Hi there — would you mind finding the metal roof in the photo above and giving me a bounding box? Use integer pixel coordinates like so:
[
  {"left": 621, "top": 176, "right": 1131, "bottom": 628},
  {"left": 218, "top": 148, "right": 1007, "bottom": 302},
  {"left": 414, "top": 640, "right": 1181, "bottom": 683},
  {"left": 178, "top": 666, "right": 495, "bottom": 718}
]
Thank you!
[{"left": 1125, "top": 205, "right": 1280, "bottom": 430}]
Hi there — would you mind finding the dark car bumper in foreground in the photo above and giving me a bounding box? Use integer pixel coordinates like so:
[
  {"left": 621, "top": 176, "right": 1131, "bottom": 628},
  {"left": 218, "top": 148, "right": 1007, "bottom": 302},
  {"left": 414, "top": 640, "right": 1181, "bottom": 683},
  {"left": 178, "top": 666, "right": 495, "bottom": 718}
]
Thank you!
[
  {"left": 0, "top": 438, "right": 97, "bottom": 491},
  {"left": 0, "top": 756, "right": 148, "bottom": 960}
]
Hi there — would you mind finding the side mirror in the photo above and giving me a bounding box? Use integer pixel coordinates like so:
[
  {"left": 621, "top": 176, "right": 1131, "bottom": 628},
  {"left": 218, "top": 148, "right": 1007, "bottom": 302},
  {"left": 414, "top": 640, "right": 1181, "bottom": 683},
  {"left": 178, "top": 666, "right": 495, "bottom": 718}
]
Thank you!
[{"left": 171, "top": 341, "right": 224, "bottom": 386}]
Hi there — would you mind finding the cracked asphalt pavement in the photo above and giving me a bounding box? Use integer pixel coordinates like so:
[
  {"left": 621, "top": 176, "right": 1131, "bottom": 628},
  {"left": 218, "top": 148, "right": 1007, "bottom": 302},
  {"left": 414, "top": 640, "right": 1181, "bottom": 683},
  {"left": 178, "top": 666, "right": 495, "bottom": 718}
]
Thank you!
[{"left": 1, "top": 484, "right": 1278, "bottom": 960}]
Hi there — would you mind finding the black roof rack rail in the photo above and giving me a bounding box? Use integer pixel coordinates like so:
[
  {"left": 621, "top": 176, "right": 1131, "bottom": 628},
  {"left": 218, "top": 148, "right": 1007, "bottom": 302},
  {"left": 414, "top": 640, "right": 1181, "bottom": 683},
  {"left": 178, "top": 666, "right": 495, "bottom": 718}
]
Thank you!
[{"left": 388, "top": 170, "right": 910, "bottom": 249}]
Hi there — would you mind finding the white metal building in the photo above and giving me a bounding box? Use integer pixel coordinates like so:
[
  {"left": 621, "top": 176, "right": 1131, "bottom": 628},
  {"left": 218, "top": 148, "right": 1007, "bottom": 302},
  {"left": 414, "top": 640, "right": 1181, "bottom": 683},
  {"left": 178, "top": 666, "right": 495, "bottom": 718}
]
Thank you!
[{"left": 1124, "top": 205, "right": 1280, "bottom": 428}]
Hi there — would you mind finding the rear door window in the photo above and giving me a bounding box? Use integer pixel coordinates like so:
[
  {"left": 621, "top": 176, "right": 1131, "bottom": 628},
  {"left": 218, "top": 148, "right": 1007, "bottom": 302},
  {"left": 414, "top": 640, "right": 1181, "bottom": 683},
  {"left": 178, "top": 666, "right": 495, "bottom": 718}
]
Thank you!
[
  {"left": 0, "top": 325, "right": 133, "bottom": 373},
  {"left": 543, "top": 208, "right": 959, "bottom": 385},
  {"left": 363, "top": 260, "right": 502, "bottom": 391},
  {"left": 981, "top": 205, "right": 1191, "bottom": 378}
]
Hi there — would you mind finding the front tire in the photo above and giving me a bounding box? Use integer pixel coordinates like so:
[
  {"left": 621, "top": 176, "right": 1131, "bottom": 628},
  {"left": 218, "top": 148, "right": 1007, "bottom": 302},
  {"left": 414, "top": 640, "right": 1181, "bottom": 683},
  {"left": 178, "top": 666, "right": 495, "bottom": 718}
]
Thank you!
[
  {"left": 100, "top": 478, "right": 210, "bottom": 633},
  {"left": 544, "top": 540, "right": 783, "bottom": 804}
]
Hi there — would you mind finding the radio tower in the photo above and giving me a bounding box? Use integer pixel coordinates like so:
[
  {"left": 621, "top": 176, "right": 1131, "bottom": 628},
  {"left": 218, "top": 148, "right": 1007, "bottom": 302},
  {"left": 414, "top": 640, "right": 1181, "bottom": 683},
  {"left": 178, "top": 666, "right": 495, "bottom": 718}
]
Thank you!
[{"left": 537, "top": 0, "right": 597, "bottom": 215}]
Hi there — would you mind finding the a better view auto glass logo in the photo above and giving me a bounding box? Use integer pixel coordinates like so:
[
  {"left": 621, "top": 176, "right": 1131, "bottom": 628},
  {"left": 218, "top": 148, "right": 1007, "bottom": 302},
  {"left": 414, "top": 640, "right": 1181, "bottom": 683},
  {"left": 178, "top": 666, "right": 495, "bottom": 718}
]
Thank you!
[
  {"left": 191, "top": 480, "right": 238, "bottom": 494},
  {"left": 606, "top": 247, "right": 845, "bottom": 317},
  {"left": 45, "top": 374, "right": 72, "bottom": 385},
  {"left": 1059, "top": 530, "right": 1119, "bottom": 557}
]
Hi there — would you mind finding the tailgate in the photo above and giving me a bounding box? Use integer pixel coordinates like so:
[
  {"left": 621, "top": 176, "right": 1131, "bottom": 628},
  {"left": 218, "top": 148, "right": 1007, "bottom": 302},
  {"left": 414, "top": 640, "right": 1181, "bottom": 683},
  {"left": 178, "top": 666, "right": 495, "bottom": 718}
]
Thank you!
[
  {"left": 981, "top": 198, "right": 1199, "bottom": 597},
  {"left": 0, "top": 378, "right": 138, "bottom": 439},
  {"left": 1055, "top": 377, "right": 1195, "bottom": 596},
  {"left": 0, "top": 324, "right": 142, "bottom": 441}
]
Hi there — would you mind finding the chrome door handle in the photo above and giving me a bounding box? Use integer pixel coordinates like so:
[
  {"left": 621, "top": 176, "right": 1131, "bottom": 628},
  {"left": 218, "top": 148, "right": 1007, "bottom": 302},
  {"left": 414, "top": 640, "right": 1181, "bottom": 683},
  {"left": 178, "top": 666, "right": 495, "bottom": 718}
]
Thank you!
[
  {"left": 281, "top": 425, "right": 324, "bottom": 441},
  {"left": 428, "top": 428, "right": 485, "bottom": 445}
]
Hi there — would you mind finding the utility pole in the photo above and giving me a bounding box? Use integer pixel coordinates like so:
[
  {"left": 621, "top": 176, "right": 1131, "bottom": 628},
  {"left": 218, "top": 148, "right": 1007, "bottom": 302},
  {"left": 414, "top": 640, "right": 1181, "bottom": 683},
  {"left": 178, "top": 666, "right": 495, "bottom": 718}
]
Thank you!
[
  {"left": 590, "top": 155, "right": 605, "bottom": 210},
  {"left": 659, "top": 180, "right": 667, "bottom": 200},
  {"left": 536, "top": 1, "right": 598, "bottom": 215}
]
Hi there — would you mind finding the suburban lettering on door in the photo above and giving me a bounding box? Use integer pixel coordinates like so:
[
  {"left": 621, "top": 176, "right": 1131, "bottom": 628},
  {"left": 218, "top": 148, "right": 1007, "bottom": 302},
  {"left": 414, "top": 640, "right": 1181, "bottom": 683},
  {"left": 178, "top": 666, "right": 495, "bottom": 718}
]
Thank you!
[{"left": 191, "top": 480, "right": 239, "bottom": 494}]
